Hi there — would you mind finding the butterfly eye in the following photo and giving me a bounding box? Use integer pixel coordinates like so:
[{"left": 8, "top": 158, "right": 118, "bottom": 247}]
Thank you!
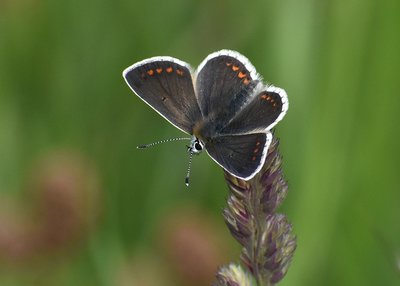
[{"left": 195, "top": 142, "right": 203, "bottom": 151}]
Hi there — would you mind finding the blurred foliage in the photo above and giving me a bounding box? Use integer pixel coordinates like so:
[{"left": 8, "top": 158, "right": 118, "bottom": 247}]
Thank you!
[{"left": 0, "top": 0, "right": 399, "bottom": 285}]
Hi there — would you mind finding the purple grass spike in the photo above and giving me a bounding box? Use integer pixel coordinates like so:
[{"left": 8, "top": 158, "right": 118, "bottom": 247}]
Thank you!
[{"left": 215, "top": 136, "right": 296, "bottom": 286}]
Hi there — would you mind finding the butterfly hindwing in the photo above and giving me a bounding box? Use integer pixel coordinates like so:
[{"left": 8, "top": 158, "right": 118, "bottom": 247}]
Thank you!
[
  {"left": 221, "top": 86, "right": 288, "bottom": 135},
  {"left": 205, "top": 132, "right": 272, "bottom": 180},
  {"left": 123, "top": 57, "right": 202, "bottom": 134},
  {"left": 195, "top": 50, "right": 260, "bottom": 131}
]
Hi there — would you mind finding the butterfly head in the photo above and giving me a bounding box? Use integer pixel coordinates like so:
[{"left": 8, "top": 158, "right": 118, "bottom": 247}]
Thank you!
[{"left": 187, "top": 136, "right": 204, "bottom": 155}]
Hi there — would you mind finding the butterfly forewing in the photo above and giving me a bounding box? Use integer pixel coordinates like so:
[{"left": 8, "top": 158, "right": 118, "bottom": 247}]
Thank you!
[
  {"left": 195, "top": 51, "right": 260, "bottom": 132},
  {"left": 205, "top": 132, "right": 271, "bottom": 180},
  {"left": 123, "top": 58, "right": 202, "bottom": 134},
  {"left": 221, "top": 86, "right": 288, "bottom": 135}
]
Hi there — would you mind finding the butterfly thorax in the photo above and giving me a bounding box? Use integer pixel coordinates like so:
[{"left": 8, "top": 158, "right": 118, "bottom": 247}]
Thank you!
[{"left": 192, "top": 118, "right": 224, "bottom": 143}]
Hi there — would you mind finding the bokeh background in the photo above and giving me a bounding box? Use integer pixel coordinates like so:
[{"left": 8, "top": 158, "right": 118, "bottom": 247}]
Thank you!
[{"left": 1, "top": 0, "right": 399, "bottom": 285}]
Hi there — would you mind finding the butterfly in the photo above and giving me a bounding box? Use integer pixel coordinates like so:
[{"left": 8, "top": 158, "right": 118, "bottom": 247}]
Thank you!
[{"left": 123, "top": 50, "right": 288, "bottom": 185}]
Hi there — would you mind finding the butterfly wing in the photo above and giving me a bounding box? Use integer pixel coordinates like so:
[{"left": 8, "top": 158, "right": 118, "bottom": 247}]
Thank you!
[
  {"left": 205, "top": 132, "right": 272, "bottom": 180},
  {"left": 220, "top": 86, "right": 288, "bottom": 135},
  {"left": 195, "top": 50, "right": 261, "bottom": 131},
  {"left": 123, "top": 57, "right": 202, "bottom": 134}
]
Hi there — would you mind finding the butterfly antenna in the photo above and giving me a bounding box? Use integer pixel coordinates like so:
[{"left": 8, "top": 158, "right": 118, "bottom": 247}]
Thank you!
[
  {"left": 137, "top": 137, "right": 191, "bottom": 149},
  {"left": 185, "top": 151, "right": 194, "bottom": 187}
]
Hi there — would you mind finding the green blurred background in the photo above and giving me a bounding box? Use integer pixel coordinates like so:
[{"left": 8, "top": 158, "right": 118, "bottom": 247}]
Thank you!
[{"left": 1, "top": 0, "right": 399, "bottom": 285}]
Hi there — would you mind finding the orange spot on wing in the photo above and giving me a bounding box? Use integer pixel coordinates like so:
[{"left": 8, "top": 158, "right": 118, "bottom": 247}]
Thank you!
[
  {"left": 252, "top": 156, "right": 257, "bottom": 161},
  {"left": 261, "top": 94, "right": 273, "bottom": 101},
  {"left": 147, "top": 69, "right": 154, "bottom": 76},
  {"left": 226, "top": 62, "right": 232, "bottom": 66},
  {"left": 232, "top": 65, "right": 239, "bottom": 71},
  {"left": 253, "top": 148, "right": 259, "bottom": 153},
  {"left": 156, "top": 68, "right": 163, "bottom": 74},
  {"left": 256, "top": 141, "right": 261, "bottom": 146},
  {"left": 166, "top": 67, "right": 173, "bottom": 73},
  {"left": 176, "top": 69, "right": 184, "bottom": 76},
  {"left": 238, "top": 71, "right": 246, "bottom": 79},
  {"left": 243, "top": 78, "right": 250, "bottom": 85}
]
